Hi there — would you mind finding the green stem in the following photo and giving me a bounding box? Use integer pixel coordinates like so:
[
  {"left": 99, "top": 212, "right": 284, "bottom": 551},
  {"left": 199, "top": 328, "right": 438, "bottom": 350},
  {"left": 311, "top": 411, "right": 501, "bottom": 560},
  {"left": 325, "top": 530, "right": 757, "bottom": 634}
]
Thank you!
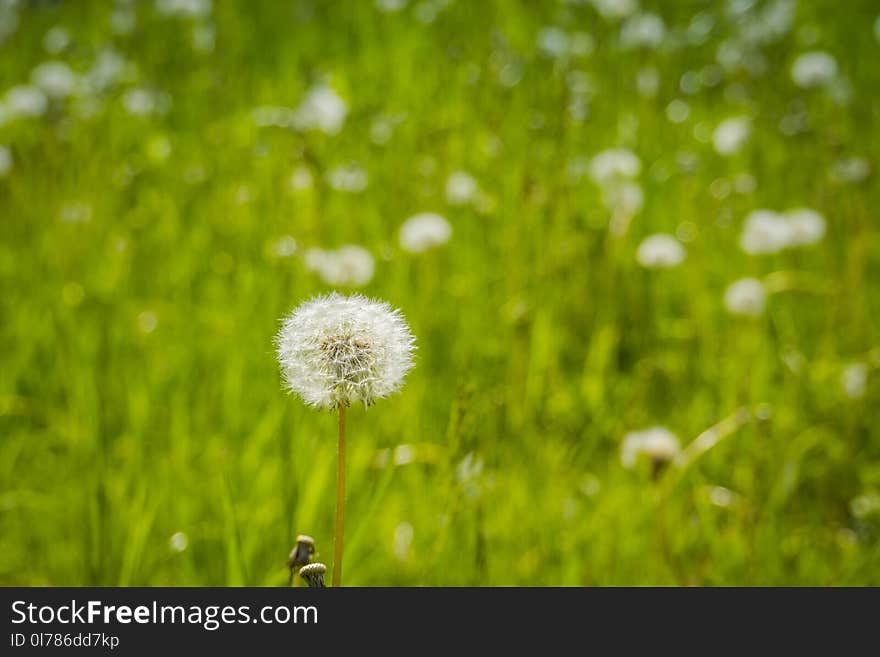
[{"left": 333, "top": 405, "right": 346, "bottom": 587}]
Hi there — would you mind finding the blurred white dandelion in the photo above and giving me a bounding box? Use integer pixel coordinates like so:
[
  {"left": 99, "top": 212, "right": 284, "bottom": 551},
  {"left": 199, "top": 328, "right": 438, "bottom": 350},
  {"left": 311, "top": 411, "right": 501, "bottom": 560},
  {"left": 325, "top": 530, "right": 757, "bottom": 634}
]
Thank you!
[
  {"left": 590, "top": 0, "right": 638, "bottom": 20},
  {"left": 620, "top": 12, "right": 666, "bottom": 50},
  {"left": 294, "top": 83, "right": 348, "bottom": 135},
  {"left": 739, "top": 209, "right": 792, "bottom": 255},
  {"left": 724, "top": 278, "right": 767, "bottom": 317},
  {"left": 712, "top": 117, "right": 751, "bottom": 156},
  {"left": 304, "top": 245, "right": 375, "bottom": 288},
  {"left": 123, "top": 88, "right": 171, "bottom": 116},
  {"left": 326, "top": 163, "right": 368, "bottom": 193},
  {"left": 398, "top": 212, "right": 452, "bottom": 253},
  {"left": 5, "top": 85, "right": 48, "bottom": 118},
  {"left": 621, "top": 427, "right": 681, "bottom": 469},
  {"left": 31, "top": 61, "right": 77, "bottom": 99},
  {"left": 275, "top": 292, "right": 416, "bottom": 409},
  {"left": 636, "top": 233, "right": 685, "bottom": 269},
  {"left": 43, "top": 26, "right": 70, "bottom": 54},
  {"left": 784, "top": 208, "right": 825, "bottom": 247},
  {"left": 829, "top": 156, "right": 869, "bottom": 184},
  {"left": 791, "top": 51, "right": 838, "bottom": 88},
  {"left": 588, "top": 148, "right": 641, "bottom": 186},
  {"left": 156, "top": 0, "right": 212, "bottom": 19},
  {"left": 169, "top": 531, "right": 188, "bottom": 552},
  {"left": 445, "top": 170, "right": 479, "bottom": 206},
  {"left": 270, "top": 235, "right": 298, "bottom": 258},
  {"left": 841, "top": 363, "right": 867, "bottom": 399}
]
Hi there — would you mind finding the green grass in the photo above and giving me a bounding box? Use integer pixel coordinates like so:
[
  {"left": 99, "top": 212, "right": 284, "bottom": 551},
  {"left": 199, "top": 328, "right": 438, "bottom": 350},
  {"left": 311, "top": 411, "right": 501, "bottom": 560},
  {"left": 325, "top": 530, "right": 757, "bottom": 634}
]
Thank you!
[{"left": 1, "top": 0, "right": 879, "bottom": 586}]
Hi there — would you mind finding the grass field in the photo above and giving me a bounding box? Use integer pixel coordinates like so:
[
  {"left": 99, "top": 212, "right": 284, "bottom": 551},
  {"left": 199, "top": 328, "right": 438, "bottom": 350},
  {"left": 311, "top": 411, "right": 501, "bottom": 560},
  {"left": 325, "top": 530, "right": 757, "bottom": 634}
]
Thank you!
[{"left": 1, "top": 0, "right": 879, "bottom": 586}]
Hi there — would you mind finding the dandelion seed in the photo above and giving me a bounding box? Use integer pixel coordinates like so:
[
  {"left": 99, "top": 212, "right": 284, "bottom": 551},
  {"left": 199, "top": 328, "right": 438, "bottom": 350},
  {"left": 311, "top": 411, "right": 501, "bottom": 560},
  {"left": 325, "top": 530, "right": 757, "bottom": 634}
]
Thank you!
[
  {"left": 621, "top": 426, "right": 681, "bottom": 475},
  {"left": 712, "top": 117, "right": 751, "bottom": 156},
  {"left": 275, "top": 293, "right": 415, "bottom": 410},
  {"left": 724, "top": 278, "right": 767, "bottom": 317},
  {"left": 536, "top": 26, "right": 570, "bottom": 59},
  {"left": 791, "top": 51, "right": 838, "bottom": 88},
  {"left": 289, "top": 166, "right": 314, "bottom": 191},
  {"left": 5, "top": 85, "right": 48, "bottom": 118},
  {"left": 841, "top": 363, "right": 868, "bottom": 399},
  {"left": 304, "top": 246, "right": 375, "bottom": 288},
  {"left": 636, "top": 234, "right": 685, "bottom": 269},
  {"left": 398, "top": 212, "right": 452, "bottom": 253}
]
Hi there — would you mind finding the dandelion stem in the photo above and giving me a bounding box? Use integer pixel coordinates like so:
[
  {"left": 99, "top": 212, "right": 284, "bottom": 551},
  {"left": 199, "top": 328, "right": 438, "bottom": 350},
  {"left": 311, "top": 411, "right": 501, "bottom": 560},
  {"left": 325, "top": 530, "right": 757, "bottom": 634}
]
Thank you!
[{"left": 333, "top": 404, "right": 346, "bottom": 587}]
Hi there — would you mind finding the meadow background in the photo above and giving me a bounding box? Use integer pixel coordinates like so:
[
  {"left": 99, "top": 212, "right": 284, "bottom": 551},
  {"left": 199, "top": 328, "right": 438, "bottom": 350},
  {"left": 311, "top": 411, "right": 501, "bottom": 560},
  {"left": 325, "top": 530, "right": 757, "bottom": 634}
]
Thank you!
[{"left": 1, "top": 0, "right": 879, "bottom": 586}]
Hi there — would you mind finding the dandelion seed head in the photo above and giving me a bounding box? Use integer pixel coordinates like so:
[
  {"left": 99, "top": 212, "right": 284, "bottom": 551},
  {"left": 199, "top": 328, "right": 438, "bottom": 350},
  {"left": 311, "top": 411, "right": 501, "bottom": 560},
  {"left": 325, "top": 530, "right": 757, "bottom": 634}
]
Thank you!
[
  {"left": 276, "top": 293, "right": 416, "bottom": 409},
  {"left": 621, "top": 426, "right": 680, "bottom": 469},
  {"left": 724, "top": 277, "right": 767, "bottom": 317},
  {"left": 445, "top": 170, "right": 478, "bottom": 206},
  {"left": 636, "top": 233, "right": 685, "bottom": 269},
  {"left": 791, "top": 51, "right": 838, "bottom": 88},
  {"left": 304, "top": 245, "right": 375, "bottom": 287},
  {"left": 712, "top": 117, "right": 751, "bottom": 156},
  {"left": 294, "top": 83, "right": 348, "bottom": 135},
  {"left": 841, "top": 363, "right": 868, "bottom": 400},
  {"left": 169, "top": 531, "right": 188, "bottom": 552},
  {"left": 399, "top": 212, "right": 452, "bottom": 253},
  {"left": 589, "top": 148, "right": 641, "bottom": 186},
  {"left": 620, "top": 12, "right": 666, "bottom": 50},
  {"left": 739, "top": 209, "right": 791, "bottom": 255},
  {"left": 784, "top": 208, "right": 825, "bottom": 247},
  {"left": 5, "top": 85, "right": 48, "bottom": 118},
  {"left": 31, "top": 61, "right": 77, "bottom": 98}
]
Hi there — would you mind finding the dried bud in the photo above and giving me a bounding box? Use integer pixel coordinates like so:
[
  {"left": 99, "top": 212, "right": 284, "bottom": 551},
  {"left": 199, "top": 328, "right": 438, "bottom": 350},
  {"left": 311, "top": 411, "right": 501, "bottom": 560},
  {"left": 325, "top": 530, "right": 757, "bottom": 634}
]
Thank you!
[
  {"left": 299, "top": 563, "right": 327, "bottom": 588},
  {"left": 288, "top": 535, "right": 316, "bottom": 585}
]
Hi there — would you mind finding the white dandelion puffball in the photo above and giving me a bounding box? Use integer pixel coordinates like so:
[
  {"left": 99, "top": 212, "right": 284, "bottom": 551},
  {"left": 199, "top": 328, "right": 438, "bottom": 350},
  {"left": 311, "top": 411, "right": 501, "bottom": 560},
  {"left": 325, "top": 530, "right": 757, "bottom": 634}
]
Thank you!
[
  {"left": 724, "top": 278, "right": 767, "bottom": 317},
  {"left": 0, "top": 146, "right": 11, "bottom": 177},
  {"left": 30, "top": 61, "right": 77, "bottom": 98},
  {"left": 619, "top": 13, "right": 666, "bottom": 50},
  {"left": 739, "top": 209, "right": 792, "bottom": 255},
  {"left": 791, "top": 51, "right": 838, "bottom": 88},
  {"left": 785, "top": 208, "right": 826, "bottom": 247},
  {"left": 621, "top": 427, "right": 681, "bottom": 469},
  {"left": 294, "top": 83, "right": 348, "bottom": 135},
  {"left": 445, "top": 170, "right": 478, "bottom": 206},
  {"left": 326, "top": 163, "right": 368, "bottom": 193},
  {"left": 276, "top": 293, "right": 416, "bottom": 409},
  {"left": 591, "top": 0, "right": 638, "bottom": 20},
  {"left": 304, "top": 245, "right": 375, "bottom": 288},
  {"left": 5, "top": 85, "right": 48, "bottom": 118},
  {"left": 712, "top": 117, "right": 751, "bottom": 156},
  {"left": 399, "top": 212, "right": 452, "bottom": 253},
  {"left": 636, "top": 233, "right": 685, "bottom": 269},
  {"left": 589, "top": 148, "right": 641, "bottom": 186},
  {"left": 841, "top": 363, "right": 868, "bottom": 400}
]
